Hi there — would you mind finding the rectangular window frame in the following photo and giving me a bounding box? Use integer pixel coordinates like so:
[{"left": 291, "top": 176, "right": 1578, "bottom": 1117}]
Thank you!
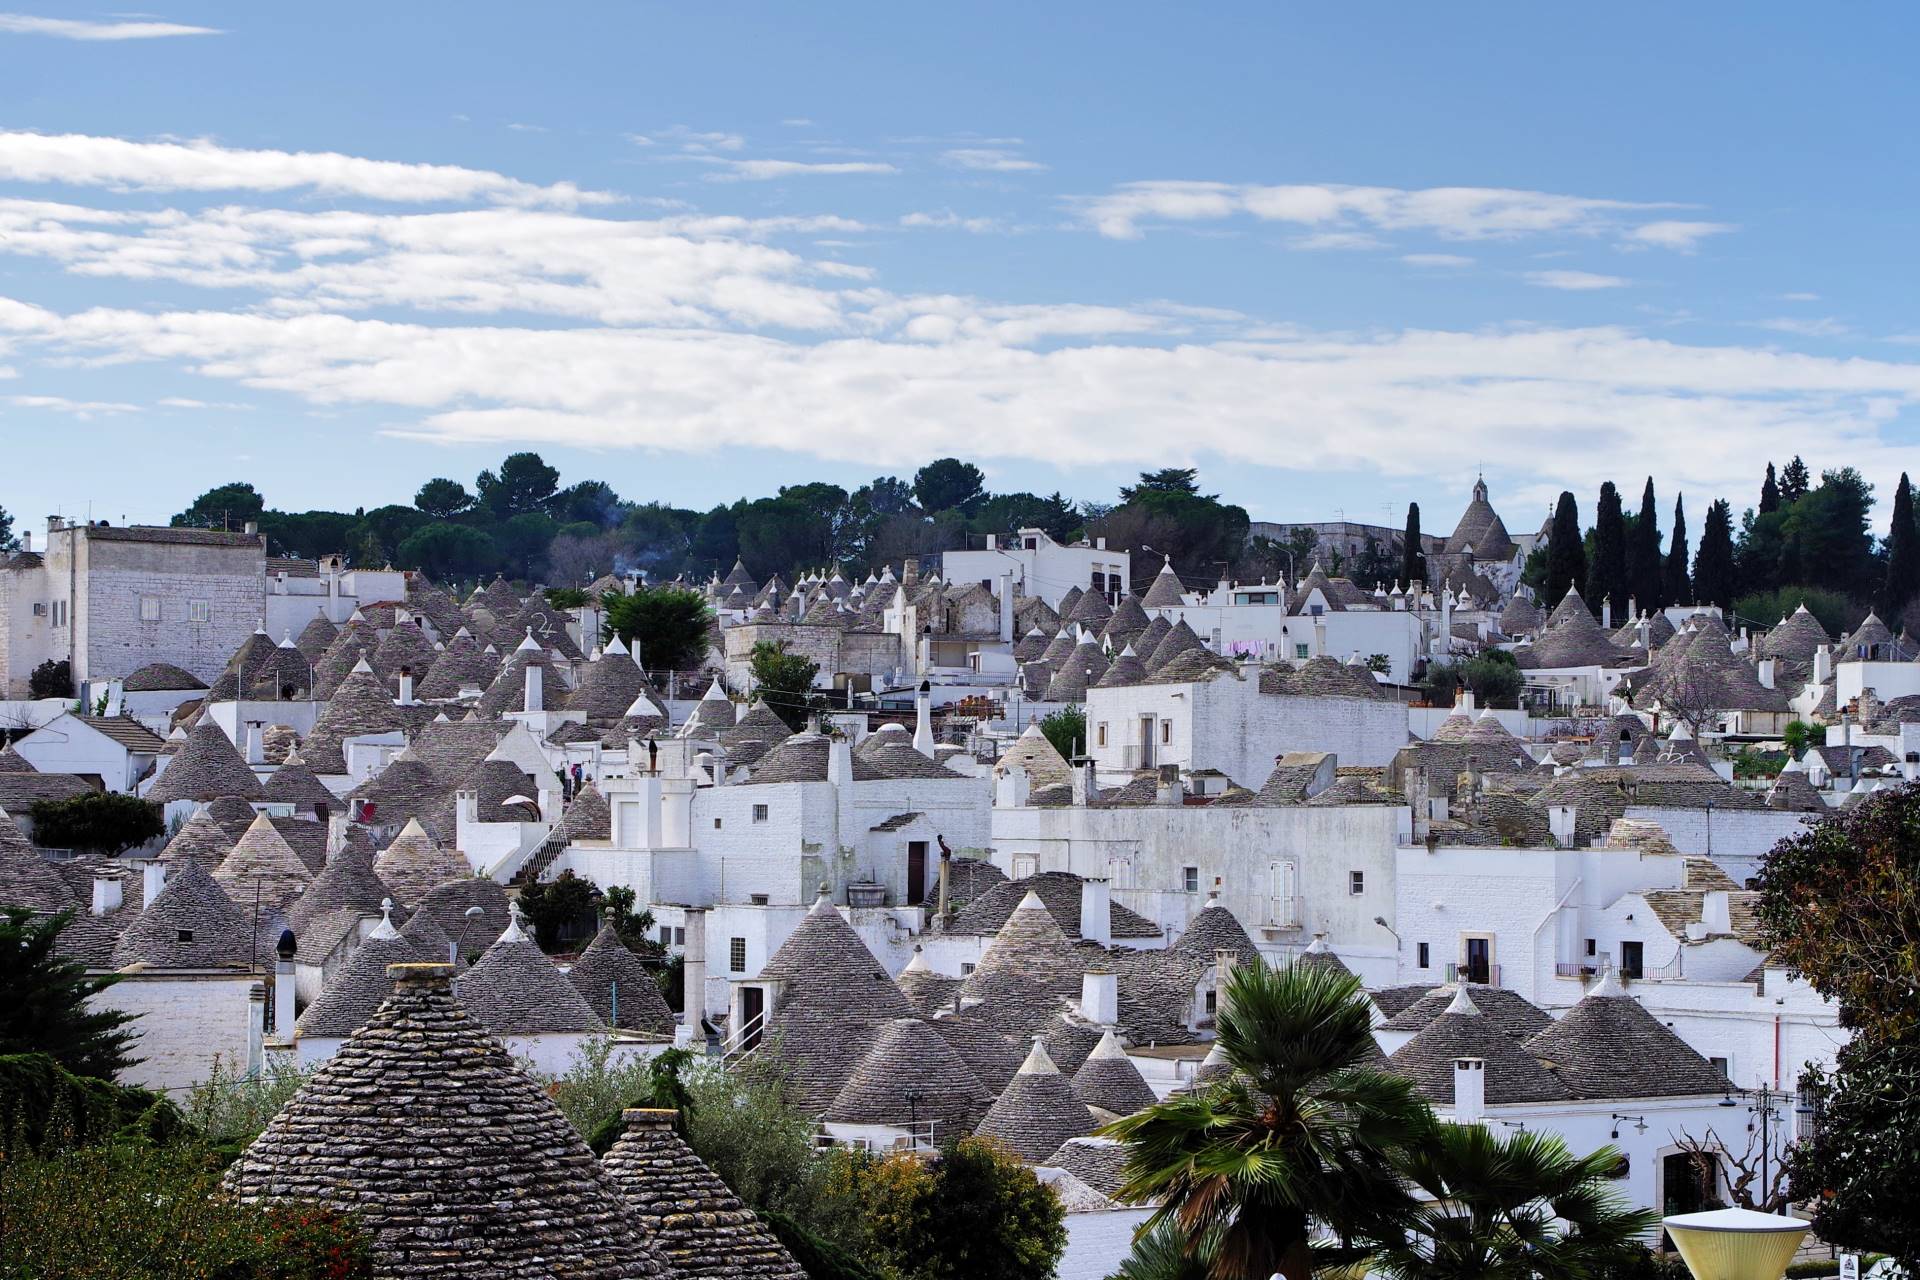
[
  {"left": 188, "top": 599, "right": 211, "bottom": 624},
  {"left": 751, "top": 803, "right": 769, "bottom": 824},
  {"left": 729, "top": 937, "right": 747, "bottom": 973},
  {"left": 139, "top": 595, "right": 161, "bottom": 622},
  {"left": 1348, "top": 870, "right": 1365, "bottom": 896},
  {"left": 1181, "top": 865, "right": 1200, "bottom": 893}
]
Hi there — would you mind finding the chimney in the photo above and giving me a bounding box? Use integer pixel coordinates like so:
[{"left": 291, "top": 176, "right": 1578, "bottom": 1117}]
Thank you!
[
  {"left": 902, "top": 557, "right": 919, "bottom": 588},
  {"left": 1548, "top": 804, "right": 1577, "bottom": 848},
  {"left": 1814, "top": 644, "right": 1833, "bottom": 685},
  {"left": 1601, "top": 598, "right": 1613, "bottom": 629},
  {"left": 246, "top": 982, "right": 266, "bottom": 1075},
  {"left": 1757, "top": 658, "right": 1776, "bottom": 690},
  {"left": 913, "top": 680, "right": 934, "bottom": 757},
  {"left": 398, "top": 666, "right": 415, "bottom": 704},
  {"left": 244, "top": 721, "right": 264, "bottom": 765},
  {"left": 985, "top": 533, "right": 998, "bottom": 550},
  {"left": 1080, "top": 969, "right": 1118, "bottom": 1025},
  {"left": 20, "top": 531, "right": 28, "bottom": 553},
  {"left": 523, "top": 657, "right": 543, "bottom": 713},
  {"left": 90, "top": 875, "right": 122, "bottom": 917},
  {"left": 141, "top": 861, "right": 166, "bottom": 908},
  {"left": 1154, "top": 764, "right": 1182, "bottom": 807},
  {"left": 327, "top": 811, "right": 348, "bottom": 858},
  {"left": 1070, "top": 759, "right": 1093, "bottom": 807},
  {"left": 682, "top": 907, "right": 708, "bottom": 1026},
  {"left": 274, "top": 953, "right": 296, "bottom": 1035},
  {"left": 243, "top": 519, "right": 259, "bottom": 537},
  {"left": 937, "top": 842, "right": 953, "bottom": 922},
  {"left": 1637, "top": 614, "right": 1652, "bottom": 654},
  {"left": 998, "top": 570, "right": 1015, "bottom": 643},
  {"left": 1701, "top": 890, "right": 1733, "bottom": 935},
  {"left": 827, "top": 736, "right": 853, "bottom": 788},
  {"left": 1213, "top": 948, "right": 1238, "bottom": 1018},
  {"left": 1453, "top": 1057, "right": 1486, "bottom": 1122},
  {"left": 1079, "top": 877, "right": 1111, "bottom": 948}
]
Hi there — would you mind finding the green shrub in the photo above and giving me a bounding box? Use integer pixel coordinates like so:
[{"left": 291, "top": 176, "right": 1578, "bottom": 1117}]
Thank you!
[
  {"left": 0, "top": 1052, "right": 180, "bottom": 1152},
  {"left": 28, "top": 791, "right": 165, "bottom": 854},
  {"left": 762, "top": 1207, "right": 888, "bottom": 1280},
  {"left": 180, "top": 1055, "right": 314, "bottom": 1154}
]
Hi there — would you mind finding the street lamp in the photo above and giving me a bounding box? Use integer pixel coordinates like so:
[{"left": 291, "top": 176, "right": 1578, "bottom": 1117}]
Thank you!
[{"left": 1661, "top": 1207, "right": 1807, "bottom": 1280}]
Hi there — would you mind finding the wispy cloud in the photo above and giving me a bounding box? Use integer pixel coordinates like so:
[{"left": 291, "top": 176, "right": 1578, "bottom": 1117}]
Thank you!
[
  {"left": 1292, "top": 230, "right": 1383, "bottom": 251},
  {"left": 1403, "top": 253, "right": 1473, "bottom": 268},
  {"left": 709, "top": 158, "right": 897, "bottom": 181},
  {"left": 900, "top": 210, "right": 1002, "bottom": 234},
  {"left": 1623, "top": 220, "right": 1736, "bottom": 251},
  {"left": 0, "top": 131, "right": 614, "bottom": 206},
  {"left": 1526, "top": 270, "right": 1629, "bottom": 290},
  {"left": 4, "top": 393, "right": 138, "bottom": 416},
  {"left": 0, "top": 12, "right": 220, "bottom": 39},
  {"left": 942, "top": 148, "right": 1045, "bottom": 173},
  {"left": 1780, "top": 291, "right": 1820, "bottom": 302},
  {"left": 1753, "top": 316, "right": 1850, "bottom": 338}
]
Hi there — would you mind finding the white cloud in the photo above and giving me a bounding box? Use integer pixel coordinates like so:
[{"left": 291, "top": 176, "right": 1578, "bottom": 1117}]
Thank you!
[
  {"left": 3, "top": 393, "right": 138, "bottom": 416},
  {"left": 781, "top": 118, "right": 816, "bottom": 128},
  {"left": 941, "top": 148, "right": 1046, "bottom": 173},
  {"left": 1624, "top": 220, "right": 1736, "bottom": 251},
  {"left": 1292, "top": 230, "right": 1383, "bottom": 251},
  {"left": 1402, "top": 253, "right": 1473, "bottom": 268},
  {"left": 1754, "top": 316, "right": 1851, "bottom": 338},
  {"left": 709, "top": 159, "right": 897, "bottom": 181},
  {"left": 900, "top": 210, "right": 1002, "bottom": 234},
  {"left": 1076, "top": 179, "right": 1703, "bottom": 250},
  {"left": 0, "top": 131, "right": 612, "bottom": 206},
  {"left": 0, "top": 12, "right": 220, "bottom": 38},
  {"left": 1780, "top": 292, "right": 1820, "bottom": 302},
  {"left": 506, "top": 123, "right": 547, "bottom": 134},
  {"left": 1526, "top": 270, "right": 1629, "bottom": 291}
]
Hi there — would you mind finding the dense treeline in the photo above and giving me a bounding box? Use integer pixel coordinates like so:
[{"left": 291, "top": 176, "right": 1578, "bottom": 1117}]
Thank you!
[{"left": 168, "top": 457, "right": 1255, "bottom": 593}]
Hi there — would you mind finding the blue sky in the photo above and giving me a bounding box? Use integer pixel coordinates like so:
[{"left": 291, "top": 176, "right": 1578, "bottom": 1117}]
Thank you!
[{"left": 2, "top": 4, "right": 1919, "bottom": 538}]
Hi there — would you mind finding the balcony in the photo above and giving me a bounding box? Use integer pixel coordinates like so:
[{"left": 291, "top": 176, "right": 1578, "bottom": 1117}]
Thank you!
[{"left": 1446, "top": 961, "right": 1502, "bottom": 987}]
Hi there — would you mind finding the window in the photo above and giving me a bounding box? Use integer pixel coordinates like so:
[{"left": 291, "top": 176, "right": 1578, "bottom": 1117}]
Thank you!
[
  {"left": 713, "top": 817, "right": 722, "bottom": 829},
  {"left": 1161, "top": 720, "right": 1171, "bottom": 744},
  {"left": 1417, "top": 942, "right": 1430, "bottom": 969},
  {"left": 1181, "top": 866, "right": 1200, "bottom": 893},
  {"left": 1619, "top": 940, "right": 1644, "bottom": 980},
  {"left": 1012, "top": 854, "right": 1038, "bottom": 880},
  {"left": 1348, "top": 870, "right": 1365, "bottom": 896},
  {"left": 1204, "top": 989, "right": 1217, "bottom": 1014},
  {"left": 673, "top": 927, "right": 686, "bottom": 946},
  {"left": 1294, "top": 643, "right": 1310, "bottom": 659},
  {"left": 729, "top": 937, "right": 747, "bottom": 973},
  {"left": 139, "top": 595, "right": 161, "bottom": 621},
  {"left": 52, "top": 601, "right": 66, "bottom": 627},
  {"left": 659, "top": 925, "right": 673, "bottom": 946},
  {"left": 1709, "top": 1055, "right": 1730, "bottom": 1077},
  {"left": 188, "top": 599, "right": 210, "bottom": 623},
  {"left": 751, "top": 803, "right": 769, "bottom": 823},
  {"left": 176, "top": 929, "right": 194, "bottom": 943},
  {"left": 960, "top": 962, "right": 976, "bottom": 976},
  {"left": 1309, "top": 603, "right": 1325, "bottom": 617},
  {"left": 1096, "top": 722, "right": 1108, "bottom": 747},
  {"left": 1585, "top": 938, "right": 1597, "bottom": 956}
]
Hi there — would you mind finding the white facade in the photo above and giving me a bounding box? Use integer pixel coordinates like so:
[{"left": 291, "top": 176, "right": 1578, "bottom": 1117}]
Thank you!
[
  {"left": 943, "top": 529, "right": 1130, "bottom": 611},
  {"left": 12, "top": 711, "right": 161, "bottom": 793},
  {"left": 94, "top": 970, "right": 262, "bottom": 1092},
  {"left": 263, "top": 561, "right": 410, "bottom": 637}
]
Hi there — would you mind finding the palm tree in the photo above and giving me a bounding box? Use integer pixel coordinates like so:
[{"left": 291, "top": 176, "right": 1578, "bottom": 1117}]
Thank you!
[
  {"left": 1103, "top": 961, "right": 1428, "bottom": 1280},
  {"left": 1364, "top": 1119, "right": 1659, "bottom": 1279}
]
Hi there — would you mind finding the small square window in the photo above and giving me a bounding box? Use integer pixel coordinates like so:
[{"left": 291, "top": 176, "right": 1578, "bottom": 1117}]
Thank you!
[
  {"left": 139, "top": 596, "right": 161, "bottom": 622},
  {"left": 1709, "top": 1055, "right": 1730, "bottom": 1076},
  {"left": 176, "top": 929, "right": 193, "bottom": 943},
  {"left": 1204, "top": 989, "right": 1217, "bottom": 1014},
  {"left": 188, "top": 599, "right": 210, "bottom": 623},
  {"left": 713, "top": 817, "right": 722, "bottom": 829},
  {"left": 1348, "top": 870, "right": 1365, "bottom": 896},
  {"left": 1417, "top": 942, "right": 1430, "bottom": 969},
  {"left": 729, "top": 937, "right": 747, "bottom": 973},
  {"left": 751, "top": 803, "right": 768, "bottom": 823},
  {"left": 1181, "top": 866, "right": 1200, "bottom": 893},
  {"left": 659, "top": 925, "right": 672, "bottom": 946},
  {"left": 1294, "top": 643, "right": 1310, "bottom": 660},
  {"left": 960, "top": 962, "right": 976, "bottom": 976}
]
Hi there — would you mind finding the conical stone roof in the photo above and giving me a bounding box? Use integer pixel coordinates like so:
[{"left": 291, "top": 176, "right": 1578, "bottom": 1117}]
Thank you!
[
  {"left": 1102, "top": 595, "right": 1151, "bottom": 647},
  {"left": 371, "top": 621, "right": 438, "bottom": 691},
  {"left": 1523, "top": 974, "right": 1733, "bottom": 1099},
  {"left": 823, "top": 1015, "right": 991, "bottom": 1131},
  {"left": 1093, "top": 644, "right": 1148, "bottom": 689},
  {"left": 285, "top": 837, "right": 391, "bottom": 940},
  {"left": 112, "top": 858, "right": 253, "bottom": 969},
  {"left": 567, "top": 920, "right": 674, "bottom": 1034},
  {"left": 212, "top": 812, "right": 315, "bottom": 914},
  {"left": 312, "top": 618, "right": 380, "bottom": 700},
  {"left": 1386, "top": 987, "right": 1568, "bottom": 1106},
  {"left": 602, "top": 1109, "right": 804, "bottom": 1280},
  {"left": 1043, "top": 637, "right": 1110, "bottom": 702},
  {"left": 0, "top": 807, "right": 76, "bottom": 912},
  {"left": 973, "top": 1039, "right": 1093, "bottom": 1163},
  {"left": 416, "top": 629, "right": 502, "bottom": 700},
  {"left": 995, "top": 722, "right": 1072, "bottom": 788},
  {"left": 303, "top": 661, "right": 408, "bottom": 775},
  {"left": 294, "top": 916, "right": 425, "bottom": 1038},
  {"left": 567, "top": 640, "right": 650, "bottom": 721},
  {"left": 158, "top": 808, "right": 237, "bottom": 868},
  {"left": 476, "top": 641, "right": 564, "bottom": 718},
  {"left": 1141, "top": 559, "right": 1187, "bottom": 609},
  {"left": 458, "top": 914, "right": 603, "bottom": 1035},
  {"left": 225, "top": 963, "right": 665, "bottom": 1278},
  {"left": 1069, "top": 1029, "right": 1157, "bottom": 1116},
  {"left": 1514, "top": 588, "right": 1622, "bottom": 670},
  {"left": 146, "top": 720, "right": 263, "bottom": 804},
  {"left": 958, "top": 890, "right": 1085, "bottom": 1035},
  {"left": 1065, "top": 588, "right": 1113, "bottom": 630},
  {"left": 293, "top": 612, "right": 339, "bottom": 663},
  {"left": 263, "top": 754, "right": 338, "bottom": 813},
  {"left": 1146, "top": 618, "right": 1204, "bottom": 673}
]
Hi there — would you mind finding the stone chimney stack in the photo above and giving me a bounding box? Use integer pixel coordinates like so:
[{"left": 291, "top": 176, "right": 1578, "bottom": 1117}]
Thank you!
[
  {"left": 1453, "top": 1057, "right": 1486, "bottom": 1122},
  {"left": 141, "top": 861, "right": 165, "bottom": 909},
  {"left": 1079, "top": 877, "right": 1111, "bottom": 948},
  {"left": 1080, "top": 969, "right": 1118, "bottom": 1025}
]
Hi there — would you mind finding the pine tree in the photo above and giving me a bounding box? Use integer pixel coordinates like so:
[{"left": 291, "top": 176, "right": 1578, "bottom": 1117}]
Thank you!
[
  {"left": 1585, "top": 481, "right": 1628, "bottom": 620},
  {"left": 1760, "top": 463, "right": 1781, "bottom": 515},
  {"left": 1625, "top": 477, "right": 1663, "bottom": 611},
  {"left": 1401, "top": 503, "right": 1427, "bottom": 587},
  {"left": 1545, "top": 491, "right": 1586, "bottom": 609},
  {"left": 1780, "top": 456, "right": 1811, "bottom": 505},
  {"left": 0, "top": 908, "right": 139, "bottom": 1079},
  {"left": 1665, "top": 494, "right": 1691, "bottom": 605},
  {"left": 1882, "top": 473, "right": 1919, "bottom": 618},
  {"left": 1693, "top": 499, "right": 1737, "bottom": 609}
]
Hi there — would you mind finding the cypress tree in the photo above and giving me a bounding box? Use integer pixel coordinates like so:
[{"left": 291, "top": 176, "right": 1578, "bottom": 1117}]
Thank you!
[
  {"left": 1665, "top": 494, "right": 1691, "bottom": 605},
  {"left": 1585, "top": 481, "right": 1628, "bottom": 620},
  {"left": 1780, "top": 456, "right": 1811, "bottom": 505},
  {"left": 1401, "top": 503, "right": 1427, "bottom": 587},
  {"left": 1693, "top": 499, "right": 1737, "bottom": 609},
  {"left": 1625, "top": 477, "right": 1662, "bottom": 611},
  {"left": 1545, "top": 491, "right": 1585, "bottom": 609},
  {"left": 1760, "top": 463, "right": 1781, "bottom": 515},
  {"left": 0, "top": 908, "right": 139, "bottom": 1078},
  {"left": 1881, "top": 473, "right": 1919, "bottom": 618}
]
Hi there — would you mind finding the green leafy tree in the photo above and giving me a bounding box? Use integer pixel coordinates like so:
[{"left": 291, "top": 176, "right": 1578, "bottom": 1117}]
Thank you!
[
  {"left": 1105, "top": 962, "right": 1427, "bottom": 1280},
  {"left": 0, "top": 504, "right": 16, "bottom": 554},
  {"left": 413, "top": 477, "right": 473, "bottom": 519},
  {"left": 1110, "top": 1221, "right": 1216, "bottom": 1280},
  {"left": 516, "top": 869, "right": 601, "bottom": 952},
  {"left": 1760, "top": 462, "right": 1782, "bottom": 514},
  {"left": 1782, "top": 468, "right": 1877, "bottom": 601},
  {"left": 1586, "top": 480, "right": 1628, "bottom": 618},
  {"left": 1755, "top": 787, "right": 1920, "bottom": 1268},
  {"left": 0, "top": 1052, "right": 178, "bottom": 1152},
  {"left": 0, "top": 908, "right": 139, "bottom": 1078},
  {"left": 28, "top": 658, "right": 72, "bottom": 699},
  {"left": 1364, "top": 1120, "right": 1656, "bottom": 1280},
  {"left": 1096, "top": 470, "right": 1250, "bottom": 592},
  {"left": 1665, "top": 494, "right": 1691, "bottom": 605},
  {"left": 27, "top": 793, "right": 163, "bottom": 855},
  {"left": 1544, "top": 491, "right": 1585, "bottom": 610},
  {"left": 353, "top": 504, "right": 429, "bottom": 564},
  {"left": 1039, "top": 704, "right": 1086, "bottom": 761},
  {"left": 686, "top": 503, "right": 741, "bottom": 578},
  {"left": 397, "top": 521, "right": 497, "bottom": 582},
  {"left": 749, "top": 641, "right": 820, "bottom": 732},
  {"left": 602, "top": 884, "right": 660, "bottom": 955},
  {"left": 1626, "top": 477, "right": 1663, "bottom": 611},
  {"left": 1884, "top": 473, "right": 1920, "bottom": 618},
  {"left": 602, "top": 586, "right": 714, "bottom": 672},
  {"left": 1779, "top": 455, "right": 1811, "bottom": 505},
  {"left": 619, "top": 502, "right": 698, "bottom": 577},
  {"left": 1401, "top": 503, "right": 1427, "bottom": 586},
  {"left": 475, "top": 451, "right": 560, "bottom": 517},
  {"left": 494, "top": 511, "right": 558, "bottom": 580},
  {"left": 171, "top": 481, "right": 265, "bottom": 530},
  {"left": 549, "top": 479, "right": 623, "bottom": 528},
  {"left": 862, "top": 1136, "right": 1067, "bottom": 1280},
  {"left": 1693, "top": 498, "right": 1738, "bottom": 610},
  {"left": 912, "top": 458, "right": 988, "bottom": 516}
]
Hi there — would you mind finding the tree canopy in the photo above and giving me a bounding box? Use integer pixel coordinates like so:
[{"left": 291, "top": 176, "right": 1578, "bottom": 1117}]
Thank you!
[
  {"left": 601, "top": 586, "right": 713, "bottom": 673},
  {"left": 0, "top": 908, "right": 140, "bottom": 1079},
  {"left": 1544, "top": 491, "right": 1585, "bottom": 609}
]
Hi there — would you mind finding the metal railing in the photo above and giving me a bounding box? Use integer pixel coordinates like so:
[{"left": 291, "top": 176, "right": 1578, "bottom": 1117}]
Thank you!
[
  {"left": 1446, "top": 961, "right": 1502, "bottom": 987},
  {"left": 718, "top": 1009, "right": 767, "bottom": 1065}
]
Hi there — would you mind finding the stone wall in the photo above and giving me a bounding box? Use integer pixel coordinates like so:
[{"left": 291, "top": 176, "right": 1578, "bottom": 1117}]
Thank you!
[
  {"left": 724, "top": 623, "right": 903, "bottom": 691},
  {"left": 74, "top": 531, "right": 265, "bottom": 685},
  {"left": 95, "top": 971, "right": 260, "bottom": 1093}
]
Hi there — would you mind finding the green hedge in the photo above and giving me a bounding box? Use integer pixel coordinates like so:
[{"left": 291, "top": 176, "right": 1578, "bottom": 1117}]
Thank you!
[
  {"left": 763, "top": 1206, "right": 888, "bottom": 1280},
  {"left": 0, "top": 1052, "right": 180, "bottom": 1152}
]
